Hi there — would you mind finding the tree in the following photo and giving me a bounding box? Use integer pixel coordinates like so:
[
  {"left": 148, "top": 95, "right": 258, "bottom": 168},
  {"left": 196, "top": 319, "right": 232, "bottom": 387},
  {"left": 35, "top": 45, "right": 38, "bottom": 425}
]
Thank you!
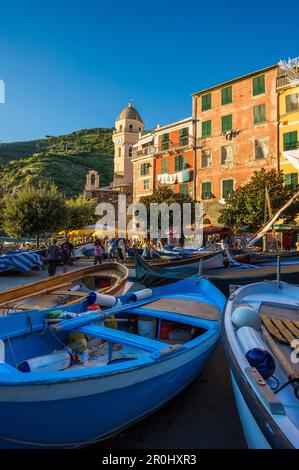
[
  {"left": 2, "top": 184, "right": 68, "bottom": 247},
  {"left": 219, "top": 169, "right": 299, "bottom": 230},
  {"left": 140, "top": 186, "right": 197, "bottom": 239},
  {"left": 64, "top": 195, "right": 97, "bottom": 234}
]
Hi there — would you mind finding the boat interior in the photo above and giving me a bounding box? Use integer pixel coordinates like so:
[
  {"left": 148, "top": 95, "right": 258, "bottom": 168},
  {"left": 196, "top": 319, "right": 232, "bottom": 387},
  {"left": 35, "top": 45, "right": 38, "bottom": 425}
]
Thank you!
[
  {"left": 228, "top": 281, "right": 299, "bottom": 441},
  {"left": 0, "top": 291, "right": 221, "bottom": 378},
  {"left": 0, "top": 267, "right": 127, "bottom": 315}
]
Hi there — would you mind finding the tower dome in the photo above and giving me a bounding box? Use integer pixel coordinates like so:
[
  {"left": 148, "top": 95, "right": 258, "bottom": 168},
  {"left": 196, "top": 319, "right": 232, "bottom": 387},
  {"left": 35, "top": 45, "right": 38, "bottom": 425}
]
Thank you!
[{"left": 116, "top": 100, "right": 143, "bottom": 123}]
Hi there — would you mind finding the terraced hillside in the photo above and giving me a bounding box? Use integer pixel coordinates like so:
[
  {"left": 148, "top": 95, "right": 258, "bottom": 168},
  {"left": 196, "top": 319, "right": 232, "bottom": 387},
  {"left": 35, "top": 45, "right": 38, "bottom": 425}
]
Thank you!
[{"left": 0, "top": 128, "right": 114, "bottom": 197}]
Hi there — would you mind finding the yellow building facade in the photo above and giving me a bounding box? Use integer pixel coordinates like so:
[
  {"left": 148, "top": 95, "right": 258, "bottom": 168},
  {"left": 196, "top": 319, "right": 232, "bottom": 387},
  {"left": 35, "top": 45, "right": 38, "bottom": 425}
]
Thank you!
[{"left": 277, "top": 58, "right": 299, "bottom": 189}]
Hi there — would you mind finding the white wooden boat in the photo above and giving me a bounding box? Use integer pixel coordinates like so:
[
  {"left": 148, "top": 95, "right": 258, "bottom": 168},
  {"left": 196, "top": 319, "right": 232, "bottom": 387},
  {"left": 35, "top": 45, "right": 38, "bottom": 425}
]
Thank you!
[{"left": 223, "top": 280, "right": 299, "bottom": 448}]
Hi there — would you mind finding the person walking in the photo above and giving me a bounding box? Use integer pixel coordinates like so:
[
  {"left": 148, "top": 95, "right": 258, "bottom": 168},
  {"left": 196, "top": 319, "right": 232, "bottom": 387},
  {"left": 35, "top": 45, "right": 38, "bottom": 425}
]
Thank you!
[
  {"left": 94, "top": 238, "right": 104, "bottom": 265},
  {"left": 46, "top": 240, "right": 60, "bottom": 277},
  {"left": 60, "top": 237, "right": 74, "bottom": 274}
]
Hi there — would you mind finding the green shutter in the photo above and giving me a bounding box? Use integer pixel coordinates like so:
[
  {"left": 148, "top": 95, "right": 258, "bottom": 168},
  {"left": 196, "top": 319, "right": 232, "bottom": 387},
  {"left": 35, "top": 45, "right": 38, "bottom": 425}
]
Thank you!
[
  {"left": 161, "top": 133, "right": 169, "bottom": 150},
  {"left": 202, "top": 93, "right": 212, "bottom": 111},
  {"left": 179, "top": 183, "right": 188, "bottom": 195},
  {"left": 202, "top": 120, "right": 212, "bottom": 138},
  {"left": 180, "top": 128, "right": 188, "bottom": 137},
  {"left": 143, "top": 179, "right": 149, "bottom": 190},
  {"left": 202, "top": 182, "right": 212, "bottom": 199},
  {"left": 285, "top": 173, "right": 298, "bottom": 189},
  {"left": 221, "top": 114, "right": 232, "bottom": 133},
  {"left": 253, "top": 104, "right": 266, "bottom": 124},
  {"left": 222, "top": 179, "right": 234, "bottom": 197},
  {"left": 283, "top": 131, "right": 298, "bottom": 150},
  {"left": 221, "top": 86, "right": 232, "bottom": 105},
  {"left": 175, "top": 155, "right": 185, "bottom": 171},
  {"left": 179, "top": 127, "right": 189, "bottom": 146},
  {"left": 141, "top": 163, "right": 150, "bottom": 176},
  {"left": 161, "top": 158, "right": 168, "bottom": 174},
  {"left": 253, "top": 75, "right": 265, "bottom": 96}
]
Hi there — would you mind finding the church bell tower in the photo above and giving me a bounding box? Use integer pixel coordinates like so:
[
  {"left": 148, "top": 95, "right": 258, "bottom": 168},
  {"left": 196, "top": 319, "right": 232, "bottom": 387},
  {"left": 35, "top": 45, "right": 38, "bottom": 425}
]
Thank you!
[{"left": 112, "top": 100, "right": 144, "bottom": 190}]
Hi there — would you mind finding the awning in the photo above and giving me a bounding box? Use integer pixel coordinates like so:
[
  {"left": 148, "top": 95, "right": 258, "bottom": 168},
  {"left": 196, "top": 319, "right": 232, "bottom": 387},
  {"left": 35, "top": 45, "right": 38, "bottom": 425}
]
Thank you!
[{"left": 282, "top": 149, "right": 299, "bottom": 171}]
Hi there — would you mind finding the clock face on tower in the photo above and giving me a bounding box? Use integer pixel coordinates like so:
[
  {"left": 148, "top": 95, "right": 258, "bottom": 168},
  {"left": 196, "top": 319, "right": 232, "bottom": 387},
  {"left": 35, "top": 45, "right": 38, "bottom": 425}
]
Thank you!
[{"left": 117, "top": 137, "right": 124, "bottom": 146}]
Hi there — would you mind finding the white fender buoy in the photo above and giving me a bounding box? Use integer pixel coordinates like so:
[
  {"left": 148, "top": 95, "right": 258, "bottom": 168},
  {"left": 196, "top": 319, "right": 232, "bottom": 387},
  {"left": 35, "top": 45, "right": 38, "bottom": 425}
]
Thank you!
[{"left": 232, "top": 306, "right": 261, "bottom": 331}]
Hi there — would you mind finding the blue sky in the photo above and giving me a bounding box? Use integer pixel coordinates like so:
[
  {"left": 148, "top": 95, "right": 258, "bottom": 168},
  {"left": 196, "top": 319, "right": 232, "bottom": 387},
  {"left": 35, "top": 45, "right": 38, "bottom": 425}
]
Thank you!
[{"left": 1, "top": 0, "right": 299, "bottom": 142}]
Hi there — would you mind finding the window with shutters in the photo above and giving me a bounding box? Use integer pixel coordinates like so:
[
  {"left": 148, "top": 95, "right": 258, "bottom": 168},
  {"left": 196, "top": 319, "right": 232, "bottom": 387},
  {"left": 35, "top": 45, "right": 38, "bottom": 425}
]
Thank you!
[
  {"left": 286, "top": 93, "right": 299, "bottom": 113},
  {"left": 253, "top": 75, "right": 265, "bottom": 96},
  {"left": 283, "top": 131, "right": 298, "bottom": 150},
  {"left": 202, "top": 120, "right": 212, "bottom": 138},
  {"left": 140, "top": 163, "right": 150, "bottom": 176},
  {"left": 179, "top": 183, "right": 188, "bottom": 195},
  {"left": 201, "top": 150, "right": 212, "bottom": 168},
  {"left": 222, "top": 179, "right": 234, "bottom": 198},
  {"left": 202, "top": 93, "right": 212, "bottom": 112},
  {"left": 221, "top": 146, "right": 233, "bottom": 165},
  {"left": 253, "top": 104, "right": 266, "bottom": 124},
  {"left": 221, "top": 114, "right": 232, "bottom": 133},
  {"left": 175, "top": 155, "right": 186, "bottom": 171},
  {"left": 285, "top": 173, "right": 298, "bottom": 190},
  {"left": 161, "top": 133, "right": 169, "bottom": 151},
  {"left": 255, "top": 138, "right": 269, "bottom": 159},
  {"left": 201, "top": 182, "right": 212, "bottom": 199},
  {"left": 161, "top": 158, "right": 169, "bottom": 174},
  {"left": 221, "top": 86, "right": 232, "bottom": 105},
  {"left": 143, "top": 179, "right": 149, "bottom": 190},
  {"left": 179, "top": 128, "right": 189, "bottom": 146}
]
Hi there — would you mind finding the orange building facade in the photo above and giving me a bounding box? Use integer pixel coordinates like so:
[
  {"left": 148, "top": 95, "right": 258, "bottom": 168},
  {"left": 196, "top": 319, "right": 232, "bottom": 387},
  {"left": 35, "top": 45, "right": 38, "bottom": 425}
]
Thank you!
[
  {"left": 154, "top": 118, "right": 194, "bottom": 198},
  {"left": 132, "top": 117, "right": 195, "bottom": 201},
  {"left": 192, "top": 65, "right": 279, "bottom": 223}
]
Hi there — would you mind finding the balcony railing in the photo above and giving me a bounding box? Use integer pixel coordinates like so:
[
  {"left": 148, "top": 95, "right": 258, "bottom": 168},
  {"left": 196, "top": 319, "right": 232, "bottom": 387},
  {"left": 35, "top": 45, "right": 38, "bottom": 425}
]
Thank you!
[
  {"left": 201, "top": 192, "right": 215, "bottom": 200},
  {"left": 132, "top": 137, "right": 194, "bottom": 159},
  {"left": 156, "top": 137, "right": 193, "bottom": 154}
]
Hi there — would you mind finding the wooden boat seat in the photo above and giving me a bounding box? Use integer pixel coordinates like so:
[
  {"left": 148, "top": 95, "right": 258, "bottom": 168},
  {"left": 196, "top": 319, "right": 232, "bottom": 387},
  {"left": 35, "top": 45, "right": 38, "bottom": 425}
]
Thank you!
[
  {"left": 139, "top": 298, "right": 220, "bottom": 321},
  {"left": 261, "top": 314, "right": 299, "bottom": 346},
  {"left": 77, "top": 323, "right": 171, "bottom": 353}
]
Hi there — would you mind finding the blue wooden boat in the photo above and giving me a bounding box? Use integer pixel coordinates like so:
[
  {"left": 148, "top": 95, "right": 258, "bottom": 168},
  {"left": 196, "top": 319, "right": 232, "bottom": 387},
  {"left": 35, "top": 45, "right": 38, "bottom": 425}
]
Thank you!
[
  {"left": 223, "top": 280, "right": 299, "bottom": 448},
  {"left": 0, "top": 276, "right": 225, "bottom": 449}
]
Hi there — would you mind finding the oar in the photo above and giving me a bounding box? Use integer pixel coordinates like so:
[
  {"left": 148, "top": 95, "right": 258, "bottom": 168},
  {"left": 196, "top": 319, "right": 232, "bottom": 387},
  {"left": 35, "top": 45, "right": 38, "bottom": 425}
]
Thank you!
[{"left": 52, "top": 296, "right": 159, "bottom": 332}]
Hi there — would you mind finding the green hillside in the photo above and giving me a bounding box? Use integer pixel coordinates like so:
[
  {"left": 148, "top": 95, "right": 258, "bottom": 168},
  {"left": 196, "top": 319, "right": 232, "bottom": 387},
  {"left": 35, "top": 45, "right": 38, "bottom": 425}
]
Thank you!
[{"left": 0, "top": 128, "right": 114, "bottom": 197}]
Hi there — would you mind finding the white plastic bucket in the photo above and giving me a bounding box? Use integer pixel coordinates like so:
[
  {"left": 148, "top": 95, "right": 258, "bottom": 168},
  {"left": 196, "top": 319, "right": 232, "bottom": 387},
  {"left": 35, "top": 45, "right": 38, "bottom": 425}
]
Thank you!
[{"left": 138, "top": 317, "right": 157, "bottom": 339}]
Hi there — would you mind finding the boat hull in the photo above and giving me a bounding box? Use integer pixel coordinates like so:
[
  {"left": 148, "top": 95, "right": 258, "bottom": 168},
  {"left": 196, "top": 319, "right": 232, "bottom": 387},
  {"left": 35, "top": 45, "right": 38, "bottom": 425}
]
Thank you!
[
  {"left": 230, "top": 372, "right": 271, "bottom": 449},
  {"left": 0, "top": 334, "right": 218, "bottom": 449}
]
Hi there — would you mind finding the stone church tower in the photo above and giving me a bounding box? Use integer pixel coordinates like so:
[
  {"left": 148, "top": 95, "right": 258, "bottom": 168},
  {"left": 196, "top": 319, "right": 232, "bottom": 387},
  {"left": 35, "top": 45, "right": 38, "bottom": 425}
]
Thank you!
[{"left": 112, "top": 100, "right": 144, "bottom": 191}]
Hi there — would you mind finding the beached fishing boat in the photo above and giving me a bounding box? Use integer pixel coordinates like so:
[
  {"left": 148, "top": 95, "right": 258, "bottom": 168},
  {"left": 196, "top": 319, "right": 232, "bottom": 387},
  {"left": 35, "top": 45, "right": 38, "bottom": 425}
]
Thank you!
[
  {"left": 0, "top": 262, "right": 128, "bottom": 315},
  {"left": 0, "top": 276, "right": 225, "bottom": 449},
  {"left": 135, "top": 252, "right": 299, "bottom": 295},
  {"left": 126, "top": 250, "right": 224, "bottom": 278},
  {"left": 222, "top": 279, "right": 299, "bottom": 448}
]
